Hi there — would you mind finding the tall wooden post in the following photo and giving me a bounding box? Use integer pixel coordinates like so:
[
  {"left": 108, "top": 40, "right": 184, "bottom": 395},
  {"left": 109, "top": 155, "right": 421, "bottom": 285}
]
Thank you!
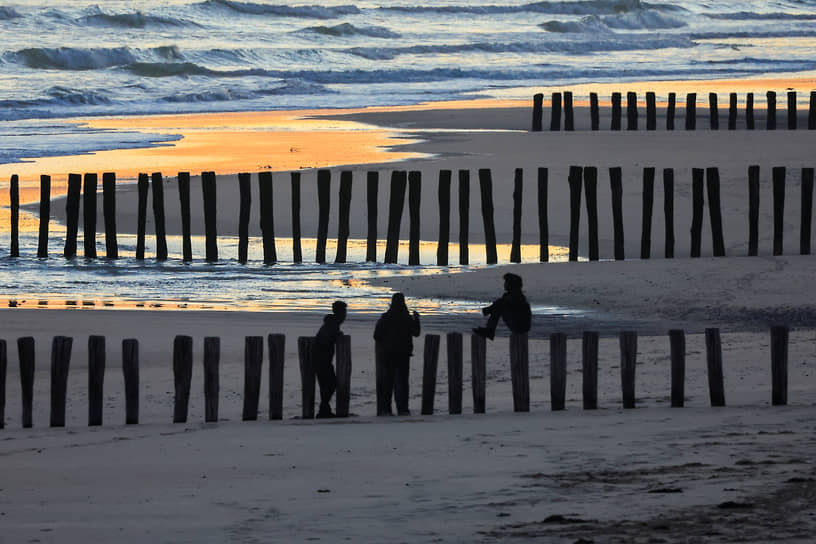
[
  {"left": 619, "top": 331, "right": 637, "bottom": 409},
  {"left": 538, "top": 167, "right": 549, "bottom": 262},
  {"left": 471, "top": 334, "right": 486, "bottom": 414},
  {"left": 0, "top": 340, "right": 5, "bottom": 429},
  {"left": 611, "top": 92, "right": 622, "bottom": 130},
  {"left": 408, "top": 170, "right": 421, "bottom": 265},
  {"left": 510, "top": 168, "right": 523, "bottom": 263},
  {"left": 258, "top": 171, "right": 277, "bottom": 264},
  {"left": 610, "top": 167, "right": 625, "bottom": 260},
  {"left": 291, "top": 172, "right": 302, "bottom": 263},
  {"left": 84, "top": 173, "right": 98, "bottom": 258},
  {"left": 568, "top": 166, "right": 583, "bottom": 261},
  {"left": 767, "top": 91, "right": 777, "bottom": 130},
  {"left": 438, "top": 170, "right": 451, "bottom": 265},
  {"left": 136, "top": 173, "right": 148, "bottom": 260},
  {"left": 550, "top": 333, "right": 567, "bottom": 411},
  {"left": 335, "top": 334, "right": 352, "bottom": 417},
  {"left": 810, "top": 91, "right": 816, "bottom": 130},
  {"left": 203, "top": 337, "right": 220, "bottom": 423},
  {"left": 173, "top": 335, "right": 193, "bottom": 423},
  {"left": 478, "top": 169, "right": 498, "bottom": 264},
  {"left": 708, "top": 92, "right": 719, "bottom": 130},
  {"left": 459, "top": 170, "right": 470, "bottom": 265},
  {"left": 9, "top": 175, "right": 19, "bottom": 257},
  {"left": 267, "top": 334, "right": 285, "bottom": 420},
  {"left": 550, "top": 92, "right": 561, "bottom": 131},
  {"left": 706, "top": 167, "right": 726, "bottom": 257},
  {"left": 88, "top": 335, "right": 105, "bottom": 426},
  {"left": 564, "top": 91, "right": 574, "bottom": 131},
  {"left": 37, "top": 175, "right": 51, "bottom": 258},
  {"left": 297, "top": 337, "right": 315, "bottom": 419},
  {"left": 748, "top": 165, "right": 760, "bottom": 256},
  {"left": 770, "top": 326, "right": 788, "bottom": 406},
  {"left": 18, "top": 337, "right": 35, "bottom": 428},
  {"left": 627, "top": 91, "right": 638, "bottom": 130},
  {"left": 685, "top": 93, "right": 696, "bottom": 130},
  {"left": 202, "top": 171, "right": 218, "bottom": 262},
  {"left": 315, "top": 169, "right": 331, "bottom": 264},
  {"left": 532, "top": 93, "right": 543, "bottom": 132},
  {"left": 584, "top": 166, "right": 599, "bottom": 261},
  {"left": 663, "top": 168, "right": 675, "bottom": 258},
  {"left": 690, "top": 168, "right": 705, "bottom": 258},
  {"left": 366, "top": 171, "right": 378, "bottom": 262},
  {"left": 582, "top": 331, "right": 598, "bottom": 410},
  {"left": 590, "top": 92, "right": 600, "bottom": 131},
  {"left": 509, "top": 333, "right": 529, "bottom": 412},
  {"left": 335, "top": 170, "right": 353, "bottom": 264},
  {"left": 447, "top": 332, "right": 463, "bottom": 415},
  {"left": 50, "top": 336, "right": 73, "bottom": 427},
  {"left": 669, "top": 329, "right": 685, "bottom": 407},
  {"left": 64, "top": 173, "right": 81, "bottom": 259},
  {"left": 746, "top": 92, "right": 755, "bottom": 129},
  {"left": 772, "top": 166, "right": 786, "bottom": 256},
  {"left": 801, "top": 168, "right": 814, "bottom": 255},
  {"left": 421, "top": 335, "right": 440, "bottom": 415},
  {"left": 728, "top": 92, "right": 738, "bottom": 130},
  {"left": 102, "top": 172, "right": 118, "bottom": 259},
  {"left": 705, "top": 328, "right": 725, "bottom": 407},
  {"left": 242, "top": 336, "right": 263, "bottom": 421},
  {"left": 151, "top": 172, "right": 167, "bottom": 260},
  {"left": 641, "top": 167, "right": 655, "bottom": 259},
  {"left": 666, "top": 92, "right": 676, "bottom": 130},
  {"left": 646, "top": 91, "right": 656, "bottom": 130},
  {"left": 122, "top": 339, "right": 139, "bottom": 424},
  {"left": 177, "top": 172, "right": 192, "bottom": 262},
  {"left": 384, "top": 170, "right": 407, "bottom": 264},
  {"left": 238, "top": 172, "right": 251, "bottom": 264}
]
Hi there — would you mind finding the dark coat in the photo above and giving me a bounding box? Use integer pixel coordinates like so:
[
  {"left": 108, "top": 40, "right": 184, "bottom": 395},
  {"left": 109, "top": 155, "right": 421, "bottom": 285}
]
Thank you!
[
  {"left": 373, "top": 308, "right": 421, "bottom": 356},
  {"left": 314, "top": 313, "right": 343, "bottom": 364}
]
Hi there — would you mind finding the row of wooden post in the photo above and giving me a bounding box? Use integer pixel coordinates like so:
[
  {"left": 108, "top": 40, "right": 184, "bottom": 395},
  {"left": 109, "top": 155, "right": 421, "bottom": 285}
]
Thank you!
[
  {"left": 0, "top": 325, "right": 792, "bottom": 429},
  {"left": 532, "top": 90, "right": 816, "bottom": 132}
]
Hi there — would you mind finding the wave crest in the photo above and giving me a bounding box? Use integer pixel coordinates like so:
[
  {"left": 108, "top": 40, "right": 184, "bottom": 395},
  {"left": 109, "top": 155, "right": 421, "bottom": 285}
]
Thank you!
[
  {"left": 0, "top": 6, "right": 22, "bottom": 19},
  {"left": 78, "top": 10, "right": 197, "bottom": 28},
  {"left": 302, "top": 23, "right": 400, "bottom": 39},
  {"left": 9, "top": 47, "right": 137, "bottom": 70},
  {"left": 196, "top": 0, "right": 360, "bottom": 18}
]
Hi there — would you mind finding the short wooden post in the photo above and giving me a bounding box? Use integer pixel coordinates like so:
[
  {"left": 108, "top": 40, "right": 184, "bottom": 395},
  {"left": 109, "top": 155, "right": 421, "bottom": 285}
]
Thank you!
[
  {"left": 509, "top": 333, "right": 529, "bottom": 412},
  {"left": 18, "top": 337, "right": 35, "bottom": 428},
  {"left": 582, "top": 331, "right": 598, "bottom": 410},
  {"left": 478, "top": 169, "right": 498, "bottom": 264},
  {"left": 83, "top": 173, "right": 98, "bottom": 258},
  {"left": 801, "top": 168, "right": 814, "bottom": 255},
  {"left": 258, "top": 171, "right": 278, "bottom": 264},
  {"left": 510, "top": 168, "right": 523, "bottom": 263},
  {"left": 64, "top": 173, "right": 81, "bottom": 259},
  {"left": 0, "top": 340, "right": 5, "bottom": 429},
  {"left": 471, "top": 333, "right": 486, "bottom": 414},
  {"left": 335, "top": 170, "right": 353, "bottom": 264},
  {"left": 611, "top": 92, "right": 622, "bottom": 130},
  {"left": 458, "top": 170, "right": 470, "bottom": 265},
  {"left": 746, "top": 92, "right": 755, "bottom": 129},
  {"left": 705, "top": 328, "right": 725, "bottom": 407},
  {"left": 202, "top": 171, "right": 218, "bottom": 262},
  {"left": 669, "top": 329, "right": 685, "bottom": 408},
  {"left": 421, "top": 334, "right": 440, "bottom": 415},
  {"left": 810, "top": 91, "right": 816, "bottom": 130},
  {"left": 532, "top": 93, "right": 543, "bottom": 131},
  {"left": 627, "top": 91, "right": 638, "bottom": 130},
  {"left": 748, "top": 165, "right": 760, "bottom": 256},
  {"left": 538, "top": 167, "right": 549, "bottom": 262},
  {"left": 384, "top": 170, "right": 407, "bottom": 264},
  {"left": 9, "top": 175, "right": 19, "bottom": 257},
  {"left": 267, "top": 334, "right": 285, "bottom": 420},
  {"left": 708, "top": 93, "right": 719, "bottom": 130},
  {"left": 550, "top": 333, "right": 567, "bottom": 411},
  {"left": 297, "top": 336, "right": 316, "bottom": 419},
  {"left": 690, "top": 168, "right": 705, "bottom": 258},
  {"left": 242, "top": 336, "right": 263, "bottom": 421},
  {"left": 447, "top": 332, "right": 463, "bottom": 415},
  {"left": 366, "top": 171, "right": 378, "bottom": 262},
  {"left": 437, "top": 170, "right": 451, "bottom": 265},
  {"left": 37, "top": 175, "right": 51, "bottom": 258},
  {"left": 291, "top": 172, "right": 302, "bottom": 263},
  {"left": 641, "top": 167, "right": 655, "bottom": 259},
  {"left": 177, "top": 172, "right": 192, "bottom": 262},
  {"left": 238, "top": 172, "right": 251, "bottom": 264},
  {"left": 767, "top": 91, "right": 777, "bottom": 130},
  {"left": 610, "top": 167, "right": 625, "bottom": 260},
  {"left": 335, "top": 334, "right": 352, "bottom": 417},
  {"left": 136, "top": 173, "right": 148, "bottom": 260},
  {"left": 728, "top": 92, "right": 738, "bottom": 130},
  {"left": 550, "top": 92, "right": 561, "bottom": 131},
  {"left": 772, "top": 166, "right": 786, "bottom": 256},
  {"left": 770, "top": 325, "right": 789, "bottom": 406},
  {"left": 203, "top": 337, "right": 220, "bottom": 423},
  {"left": 173, "top": 335, "right": 193, "bottom": 423},
  {"left": 666, "top": 92, "right": 676, "bottom": 130},
  {"left": 706, "top": 167, "right": 726, "bottom": 257},
  {"left": 568, "top": 165, "right": 583, "bottom": 261},
  {"left": 590, "top": 92, "right": 600, "bottom": 131},
  {"left": 584, "top": 166, "right": 599, "bottom": 261},
  {"left": 408, "top": 170, "right": 421, "bottom": 265},
  {"left": 50, "top": 336, "right": 72, "bottom": 427},
  {"left": 315, "top": 169, "right": 331, "bottom": 264},
  {"left": 664, "top": 168, "right": 675, "bottom": 258},
  {"left": 646, "top": 91, "right": 656, "bottom": 130},
  {"left": 151, "top": 172, "right": 167, "bottom": 260},
  {"left": 122, "top": 339, "right": 139, "bottom": 425},
  {"left": 88, "top": 335, "right": 105, "bottom": 426},
  {"left": 685, "top": 93, "right": 696, "bottom": 130},
  {"left": 102, "top": 172, "right": 118, "bottom": 259},
  {"left": 619, "top": 331, "right": 637, "bottom": 409},
  {"left": 564, "top": 91, "right": 574, "bottom": 131}
]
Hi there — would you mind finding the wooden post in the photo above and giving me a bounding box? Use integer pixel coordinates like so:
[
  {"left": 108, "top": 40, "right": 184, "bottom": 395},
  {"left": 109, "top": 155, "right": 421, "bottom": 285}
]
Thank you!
[
  {"left": 610, "top": 167, "right": 625, "bottom": 260},
  {"left": 810, "top": 91, "right": 816, "bottom": 130},
  {"left": 767, "top": 91, "right": 777, "bottom": 130},
  {"left": 437, "top": 170, "right": 451, "bottom": 265},
  {"left": 664, "top": 168, "right": 675, "bottom": 258},
  {"left": 136, "top": 173, "right": 148, "bottom": 260},
  {"left": 458, "top": 170, "right": 470, "bottom": 265},
  {"left": 203, "top": 337, "right": 220, "bottom": 423},
  {"left": 590, "top": 92, "right": 599, "bottom": 131},
  {"left": 705, "top": 328, "right": 725, "bottom": 407},
  {"left": 297, "top": 336, "right": 315, "bottom": 419},
  {"left": 335, "top": 170, "right": 353, "bottom": 264},
  {"left": 773, "top": 166, "right": 786, "bottom": 256},
  {"left": 568, "top": 166, "right": 583, "bottom": 262},
  {"left": 447, "top": 332, "right": 463, "bottom": 415},
  {"left": 258, "top": 171, "right": 278, "bottom": 265},
  {"left": 666, "top": 92, "right": 676, "bottom": 130},
  {"left": 202, "top": 171, "right": 218, "bottom": 262},
  {"left": 0, "top": 341, "right": 5, "bottom": 429},
  {"left": 471, "top": 334, "right": 486, "bottom": 414},
  {"left": 267, "top": 334, "right": 285, "bottom": 420},
  {"left": 37, "top": 175, "right": 51, "bottom": 259},
  {"left": 151, "top": 172, "right": 167, "bottom": 260},
  {"left": 584, "top": 166, "right": 599, "bottom": 261},
  {"left": 173, "top": 335, "right": 193, "bottom": 423},
  {"left": 748, "top": 165, "right": 760, "bottom": 256},
  {"left": 509, "top": 333, "right": 529, "bottom": 412},
  {"left": 627, "top": 91, "right": 638, "bottom": 130},
  {"left": 706, "top": 167, "right": 726, "bottom": 257},
  {"left": 532, "top": 93, "right": 543, "bottom": 131},
  {"left": 611, "top": 92, "right": 622, "bottom": 130},
  {"left": 708, "top": 93, "right": 719, "bottom": 130},
  {"left": 88, "top": 335, "right": 105, "bottom": 426},
  {"left": 421, "top": 334, "right": 440, "bottom": 415},
  {"left": 728, "top": 93, "right": 738, "bottom": 130},
  {"left": 690, "top": 168, "right": 705, "bottom": 258},
  {"left": 669, "top": 329, "right": 685, "bottom": 408},
  {"left": 315, "top": 169, "right": 331, "bottom": 264},
  {"left": 510, "top": 168, "right": 523, "bottom": 263},
  {"left": 746, "top": 92, "right": 755, "bottom": 130},
  {"left": 64, "top": 173, "right": 81, "bottom": 259},
  {"left": 646, "top": 91, "right": 656, "bottom": 130},
  {"left": 242, "top": 336, "right": 263, "bottom": 421},
  {"left": 50, "top": 336, "right": 72, "bottom": 427},
  {"left": 10, "top": 175, "right": 19, "bottom": 257},
  {"left": 550, "top": 332, "right": 567, "bottom": 411},
  {"left": 685, "top": 93, "right": 696, "bottom": 130},
  {"left": 178, "top": 172, "right": 192, "bottom": 262},
  {"left": 538, "top": 167, "right": 549, "bottom": 262},
  {"left": 564, "top": 91, "right": 574, "bottom": 131},
  {"left": 550, "top": 92, "right": 561, "bottom": 131},
  {"left": 770, "top": 325, "right": 789, "bottom": 406},
  {"left": 291, "top": 172, "right": 302, "bottom": 263},
  {"left": 582, "top": 331, "right": 598, "bottom": 410},
  {"left": 801, "top": 168, "right": 814, "bottom": 255},
  {"left": 478, "top": 169, "right": 498, "bottom": 265},
  {"left": 408, "top": 170, "right": 421, "bottom": 265},
  {"left": 18, "top": 337, "right": 35, "bottom": 428},
  {"left": 122, "top": 339, "right": 139, "bottom": 425},
  {"left": 619, "top": 331, "right": 637, "bottom": 409},
  {"left": 102, "top": 172, "right": 118, "bottom": 259},
  {"left": 641, "top": 167, "right": 655, "bottom": 259},
  {"left": 83, "top": 173, "right": 98, "bottom": 258},
  {"left": 384, "top": 170, "right": 407, "bottom": 264},
  {"left": 366, "top": 171, "right": 378, "bottom": 262},
  {"left": 335, "top": 334, "right": 352, "bottom": 417},
  {"left": 238, "top": 172, "right": 251, "bottom": 264}
]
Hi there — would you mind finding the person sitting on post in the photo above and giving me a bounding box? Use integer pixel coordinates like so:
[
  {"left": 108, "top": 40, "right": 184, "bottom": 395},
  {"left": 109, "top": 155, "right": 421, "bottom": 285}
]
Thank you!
[
  {"left": 313, "top": 300, "right": 347, "bottom": 418},
  {"left": 473, "top": 273, "right": 531, "bottom": 340}
]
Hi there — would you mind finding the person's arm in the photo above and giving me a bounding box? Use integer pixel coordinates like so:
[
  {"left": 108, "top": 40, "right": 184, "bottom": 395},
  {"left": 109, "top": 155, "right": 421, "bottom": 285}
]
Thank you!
[{"left": 411, "top": 311, "right": 421, "bottom": 337}]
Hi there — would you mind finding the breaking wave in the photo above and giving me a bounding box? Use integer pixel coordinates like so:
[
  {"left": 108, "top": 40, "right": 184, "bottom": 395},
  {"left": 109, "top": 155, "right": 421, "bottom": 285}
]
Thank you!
[
  {"left": 301, "top": 23, "right": 400, "bottom": 39},
  {"left": 196, "top": 0, "right": 360, "bottom": 18}
]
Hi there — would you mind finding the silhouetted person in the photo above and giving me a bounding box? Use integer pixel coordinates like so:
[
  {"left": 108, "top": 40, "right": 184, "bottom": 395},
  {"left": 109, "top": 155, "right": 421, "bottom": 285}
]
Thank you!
[
  {"left": 473, "top": 273, "right": 531, "bottom": 340},
  {"left": 374, "top": 293, "right": 421, "bottom": 415},
  {"left": 313, "top": 300, "right": 347, "bottom": 418}
]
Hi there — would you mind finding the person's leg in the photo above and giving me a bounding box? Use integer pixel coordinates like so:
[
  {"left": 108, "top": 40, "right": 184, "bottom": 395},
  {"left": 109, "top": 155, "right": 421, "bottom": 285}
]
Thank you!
[
  {"left": 314, "top": 359, "right": 336, "bottom": 416},
  {"left": 375, "top": 344, "right": 394, "bottom": 416},
  {"left": 475, "top": 296, "right": 506, "bottom": 339},
  {"left": 393, "top": 354, "right": 410, "bottom": 415}
]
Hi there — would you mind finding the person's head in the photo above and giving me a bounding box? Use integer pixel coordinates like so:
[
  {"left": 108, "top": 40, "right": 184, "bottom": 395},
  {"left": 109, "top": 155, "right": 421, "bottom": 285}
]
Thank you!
[
  {"left": 503, "top": 273, "right": 523, "bottom": 292},
  {"left": 332, "top": 300, "right": 348, "bottom": 323},
  {"left": 390, "top": 292, "right": 408, "bottom": 313}
]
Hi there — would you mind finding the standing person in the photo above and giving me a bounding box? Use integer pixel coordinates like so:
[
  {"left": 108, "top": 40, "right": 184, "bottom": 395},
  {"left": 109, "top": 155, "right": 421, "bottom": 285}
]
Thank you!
[
  {"left": 373, "top": 293, "right": 421, "bottom": 416},
  {"left": 313, "top": 300, "right": 347, "bottom": 418},
  {"left": 473, "top": 273, "right": 531, "bottom": 340}
]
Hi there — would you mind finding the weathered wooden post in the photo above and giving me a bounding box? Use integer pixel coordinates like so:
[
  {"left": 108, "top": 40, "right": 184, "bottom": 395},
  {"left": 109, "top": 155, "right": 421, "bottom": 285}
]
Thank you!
[
  {"left": 550, "top": 92, "right": 562, "bottom": 131},
  {"left": 538, "top": 167, "right": 549, "bottom": 262},
  {"left": 238, "top": 172, "right": 251, "bottom": 264},
  {"left": 627, "top": 91, "right": 638, "bottom": 130},
  {"left": 136, "top": 173, "right": 148, "bottom": 260},
  {"left": 258, "top": 171, "right": 278, "bottom": 264},
  {"left": 611, "top": 92, "right": 622, "bottom": 130},
  {"left": 459, "top": 170, "right": 470, "bottom": 265},
  {"left": 706, "top": 167, "right": 726, "bottom": 257},
  {"left": 669, "top": 329, "right": 685, "bottom": 408},
  {"left": 708, "top": 93, "right": 719, "bottom": 130},
  {"left": 690, "top": 168, "right": 705, "bottom": 258},
  {"left": 471, "top": 333, "right": 486, "bottom": 414},
  {"left": 746, "top": 92, "right": 755, "bottom": 129},
  {"left": 315, "top": 169, "right": 331, "bottom": 264},
  {"left": 202, "top": 171, "right": 218, "bottom": 262},
  {"left": 564, "top": 91, "right": 574, "bottom": 131},
  {"left": 408, "top": 170, "right": 421, "bottom": 265},
  {"left": 510, "top": 168, "right": 523, "bottom": 263},
  {"left": 705, "top": 328, "right": 725, "bottom": 407},
  {"left": 50, "top": 336, "right": 72, "bottom": 427},
  {"left": 801, "top": 168, "right": 814, "bottom": 255},
  {"left": 177, "top": 172, "right": 192, "bottom": 262},
  {"left": 478, "top": 169, "right": 498, "bottom": 265},
  {"left": 509, "top": 333, "right": 530, "bottom": 412},
  {"left": 203, "top": 336, "right": 219, "bottom": 423},
  {"left": 810, "top": 91, "right": 816, "bottom": 130},
  {"left": 685, "top": 93, "right": 696, "bottom": 130},
  {"left": 88, "top": 335, "right": 105, "bottom": 426},
  {"left": 772, "top": 166, "right": 786, "bottom": 256},
  {"left": 767, "top": 91, "right": 777, "bottom": 130},
  {"left": 335, "top": 170, "right": 353, "bottom": 264},
  {"left": 291, "top": 172, "right": 302, "bottom": 263},
  {"left": 9, "top": 175, "right": 19, "bottom": 257},
  {"left": 641, "top": 167, "right": 655, "bottom": 259},
  {"left": 421, "top": 334, "right": 440, "bottom": 415},
  {"left": 0, "top": 340, "right": 5, "bottom": 429},
  {"left": 532, "top": 93, "right": 543, "bottom": 132},
  {"left": 568, "top": 165, "right": 583, "bottom": 261},
  {"left": 335, "top": 334, "right": 352, "bottom": 417},
  {"left": 151, "top": 172, "right": 167, "bottom": 260},
  {"left": 84, "top": 173, "right": 98, "bottom": 258},
  {"left": 297, "top": 336, "right": 315, "bottom": 419},
  {"left": 438, "top": 170, "right": 451, "bottom": 265},
  {"left": 64, "top": 173, "right": 81, "bottom": 259},
  {"left": 122, "top": 339, "right": 139, "bottom": 424},
  {"left": 646, "top": 91, "right": 656, "bottom": 130},
  {"left": 770, "top": 325, "right": 789, "bottom": 406},
  {"left": 102, "top": 172, "right": 118, "bottom": 259},
  {"left": 619, "top": 331, "right": 637, "bottom": 409},
  {"left": 384, "top": 170, "right": 407, "bottom": 264},
  {"left": 366, "top": 171, "right": 378, "bottom": 262},
  {"left": 664, "top": 168, "right": 675, "bottom": 258},
  {"left": 173, "top": 335, "right": 193, "bottom": 423},
  {"left": 728, "top": 93, "right": 737, "bottom": 130},
  {"left": 447, "top": 332, "right": 463, "bottom": 415},
  {"left": 748, "top": 165, "right": 760, "bottom": 256},
  {"left": 242, "top": 336, "right": 263, "bottom": 421},
  {"left": 610, "top": 167, "right": 625, "bottom": 260},
  {"left": 582, "top": 331, "right": 598, "bottom": 410},
  {"left": 584, "top": 166, "right": 599, "bottom": 261},
  {"left": 18, "top": 337, "right": 35, "bottom": 428},
  {"left": 550, "top": 332, "right": 567, "bottom": 411},
  {"left": 666, "top": 92, "right": 676, "bottom": 130},
  {"left": 590, "top": 92, "right": 600, "bottom": 131},
  {"left": 267, "top": 334, "right": 285, "bottom": 420},
  {"left": 37, "top": 175, "right": 51, "bottom": 258}
]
